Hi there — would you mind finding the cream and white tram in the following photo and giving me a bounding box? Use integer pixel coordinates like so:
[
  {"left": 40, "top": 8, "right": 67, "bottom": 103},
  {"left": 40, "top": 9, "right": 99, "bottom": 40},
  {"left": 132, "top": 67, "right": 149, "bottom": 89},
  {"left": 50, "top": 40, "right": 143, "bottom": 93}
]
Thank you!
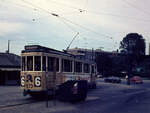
[{"left": 21, "top": 45, "right": 97, "bottom": 101}]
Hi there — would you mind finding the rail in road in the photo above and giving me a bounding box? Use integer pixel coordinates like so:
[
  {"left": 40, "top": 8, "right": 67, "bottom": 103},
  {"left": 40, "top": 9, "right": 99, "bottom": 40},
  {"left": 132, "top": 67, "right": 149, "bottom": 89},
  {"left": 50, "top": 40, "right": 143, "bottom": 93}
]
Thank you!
[
  {"left": 0, "top": 89, "right": 147, "bottom": 110},
  {"left": 0, "top": 100, "right": 39, "bottom": 110},
  {"left": 1, "top": 80, "right": 150, "bottom": 112}
]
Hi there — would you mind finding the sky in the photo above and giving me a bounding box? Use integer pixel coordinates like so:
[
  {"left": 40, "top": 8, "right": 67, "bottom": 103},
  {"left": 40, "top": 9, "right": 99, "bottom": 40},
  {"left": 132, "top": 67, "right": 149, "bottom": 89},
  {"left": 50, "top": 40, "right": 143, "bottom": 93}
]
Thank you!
[{"left": 0, "top": 0, "right": 150, "bottom": 55}]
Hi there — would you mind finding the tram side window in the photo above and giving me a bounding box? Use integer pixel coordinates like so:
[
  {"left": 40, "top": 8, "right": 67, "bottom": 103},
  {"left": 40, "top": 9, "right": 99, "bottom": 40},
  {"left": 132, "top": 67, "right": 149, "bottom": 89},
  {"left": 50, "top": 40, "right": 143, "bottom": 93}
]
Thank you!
[
  {"left": 62, "top": 59, "right": 72, "bottom": 72},
  {"left": 74, "top": 61, "right": 82, "bottom": 73},
  {"left": 42, "top": 56, "right": 46, "bottom": 71},
  {"left": 34, "top": 56, "right": 41, "bottom": 71},
  {"left": 22, "top": 56, "right": 25, "bottom": 71},
  {"left": 91, "top": 65, "right": 94, "bottom": 73},
  {"left": 27, "top": 56, "right": 33, "bottom": 71},
  {"left": 56, "top": 58, "right": 59, "bottom": 71},
  {"left": 84, "top": 63, "right": 90, "bottom": 73},
  {"left": 48, "top": 57, "right": 53, "bottom": 71},
  {"left": 48, "top": 57, "right": 59, "bottom": 72}
]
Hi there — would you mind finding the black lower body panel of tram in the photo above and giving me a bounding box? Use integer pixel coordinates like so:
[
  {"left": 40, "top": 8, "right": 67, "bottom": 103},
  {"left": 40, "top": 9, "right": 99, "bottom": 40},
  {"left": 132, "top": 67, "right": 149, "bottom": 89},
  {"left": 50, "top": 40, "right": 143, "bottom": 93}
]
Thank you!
[{"left": 23, "top": 89, "right": 49, "bottom": 98}]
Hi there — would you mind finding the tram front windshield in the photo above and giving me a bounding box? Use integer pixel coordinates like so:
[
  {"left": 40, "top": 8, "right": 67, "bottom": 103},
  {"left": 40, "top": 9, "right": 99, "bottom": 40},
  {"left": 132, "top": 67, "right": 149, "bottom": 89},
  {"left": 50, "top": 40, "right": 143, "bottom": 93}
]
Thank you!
[{"left": 22, "top": 56, "right": 43, "bottom": 71}]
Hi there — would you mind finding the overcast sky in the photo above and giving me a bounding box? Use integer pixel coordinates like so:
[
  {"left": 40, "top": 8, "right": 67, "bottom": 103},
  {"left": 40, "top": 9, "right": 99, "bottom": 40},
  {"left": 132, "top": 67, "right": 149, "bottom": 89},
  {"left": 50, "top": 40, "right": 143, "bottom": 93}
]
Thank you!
[{"left": 0, "top": 0, "right": 150, "bottom": 55}]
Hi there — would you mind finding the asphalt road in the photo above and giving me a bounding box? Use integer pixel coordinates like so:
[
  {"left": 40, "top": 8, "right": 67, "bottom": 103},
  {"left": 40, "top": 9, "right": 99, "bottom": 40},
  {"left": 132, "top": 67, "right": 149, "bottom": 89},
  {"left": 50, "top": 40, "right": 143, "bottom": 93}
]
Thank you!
[{"left": 0, "top": 79, "right": 150, "bottom": 113}]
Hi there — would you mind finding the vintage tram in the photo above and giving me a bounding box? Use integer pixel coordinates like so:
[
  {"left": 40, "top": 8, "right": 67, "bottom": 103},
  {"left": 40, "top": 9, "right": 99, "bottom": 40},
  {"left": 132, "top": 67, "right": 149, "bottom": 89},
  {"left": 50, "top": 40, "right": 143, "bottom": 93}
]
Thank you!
[{"left": 21, "top": 45, "right": 97, "bottom": 101}]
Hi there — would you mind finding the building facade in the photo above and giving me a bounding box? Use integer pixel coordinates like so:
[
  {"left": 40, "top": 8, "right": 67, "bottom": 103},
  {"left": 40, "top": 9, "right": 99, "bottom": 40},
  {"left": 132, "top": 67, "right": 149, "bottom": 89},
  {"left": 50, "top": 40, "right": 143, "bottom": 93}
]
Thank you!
[
  {"left": 67, "top": 47, "right": 118, "bottom": 61},
  {"left": 0, "top": 53, "right": 21, "bottom": 85}
]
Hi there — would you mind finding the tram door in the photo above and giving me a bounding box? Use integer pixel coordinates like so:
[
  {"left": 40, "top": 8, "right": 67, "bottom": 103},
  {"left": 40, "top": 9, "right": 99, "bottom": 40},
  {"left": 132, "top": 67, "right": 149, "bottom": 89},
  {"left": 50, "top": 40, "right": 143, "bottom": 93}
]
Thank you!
[
  {"left": 91, "top": 65, "right": 95, "bottom": 83},
  {"left": 46, "top": 57, "right": 57, "bottom": 90}
]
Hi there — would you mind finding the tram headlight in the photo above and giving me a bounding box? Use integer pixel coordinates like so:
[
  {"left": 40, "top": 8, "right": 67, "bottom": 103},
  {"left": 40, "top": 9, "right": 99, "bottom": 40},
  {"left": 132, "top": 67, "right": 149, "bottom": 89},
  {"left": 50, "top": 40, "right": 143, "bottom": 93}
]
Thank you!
[
  {"left": 34, "top": 76, "right": 41, "bottom": 87},
  {"left": 21, "top": 76, "right": 25, "bottom": 87}
]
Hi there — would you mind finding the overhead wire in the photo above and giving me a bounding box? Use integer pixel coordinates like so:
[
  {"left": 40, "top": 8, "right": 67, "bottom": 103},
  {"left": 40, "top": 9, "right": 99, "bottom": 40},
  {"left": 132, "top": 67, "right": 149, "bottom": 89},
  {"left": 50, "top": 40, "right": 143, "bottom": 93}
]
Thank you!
[
  {"left": 5, "top": 0, "right": 77, "bottom": 33},
  {"left": 21, "top": 0, "right": 150, "bottom": 50},
  {"left": 21, "top": 0, "right": 114, "bottom": 40},
  {"left": 60, "top": 16, "right": 113, "bottom": 40},
  {"left": 61, "top": 20, "right": 116, "bottom": 49},
  {"left": 46, "top": 0, "right": 80, "bottom": 10},
  {"left": 41, "top": 0, "right": 150, "bottom": 49},
  {"left": 6, "top": 0, "right": 150, "bottom": 23},
  {"left": 14, "top": 0, "right": 119, "bottom": 48},
  {"left": 60, "top": 20, "right": 111, "bottom": 48},
  {"left": 0, "top": 0, "right": 124, "bottom": 51},
  {"left": 122, "top": 0, "right": 150, "bottom": 16},
  {"left": 21, "top": 0, "right": 59, "bottom": 18},
  {"left": 45, "top": 0, "right": 87, "bottom": 14},
  {"left": 21, "top": 0, "right": 86, "bottom": 49},
  {"left": 60, "top": 11, "right": 81, "bottom": 16},
  {"left": 7, "top": 0, "right": 35, "bottom": 10},
  {"left": 58, "top": 17, "right": 102, "bottom": 49},
  {"left": 57, "top": 15, "right": 114, "bottom": 49},
  {"left": 58, "top": 17, "right": 77, "bottom": 33},
  {"left": 58, "top": 17, "right": 81, "bottom": 49},
  {"left": 18, "top": 1, "right": 150, "bottom": 50},
  {"left": 46, "top": 0, "right": 150, "bottom": 22},
  {"left": 87, "top": 10, "right": 150, "bottom": 22}
]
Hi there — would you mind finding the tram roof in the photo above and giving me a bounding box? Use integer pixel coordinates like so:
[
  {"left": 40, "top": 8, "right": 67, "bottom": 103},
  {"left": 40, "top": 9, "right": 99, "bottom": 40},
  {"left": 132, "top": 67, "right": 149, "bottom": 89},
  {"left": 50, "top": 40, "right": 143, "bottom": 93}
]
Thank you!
[
  {"left": 22, "top": 45, "right": 74, "bottom": 57},
  {"left": 22, "top": 45, "right": 95, "bottom": 64}
]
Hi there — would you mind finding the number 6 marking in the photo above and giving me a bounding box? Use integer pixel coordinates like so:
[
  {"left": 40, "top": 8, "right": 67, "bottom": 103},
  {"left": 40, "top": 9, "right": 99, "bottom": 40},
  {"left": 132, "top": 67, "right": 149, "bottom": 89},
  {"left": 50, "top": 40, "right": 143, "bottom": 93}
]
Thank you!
[
  {"left": 34, "top": 76, "right": 41, "bottom": 87},
  {"left": 21, "top": 76, "right": 25, "bottom": 87}
]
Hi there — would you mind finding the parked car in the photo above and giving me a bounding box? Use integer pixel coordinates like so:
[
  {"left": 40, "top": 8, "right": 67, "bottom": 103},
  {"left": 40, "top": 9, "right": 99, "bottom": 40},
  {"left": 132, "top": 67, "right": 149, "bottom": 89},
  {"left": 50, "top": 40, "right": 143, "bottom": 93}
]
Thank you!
[
  {"left": 104, "top": 76, "right": 121, "bottom": 83},
  {"left": 129, "top": 76, "right": 143, "bottom": 84}
]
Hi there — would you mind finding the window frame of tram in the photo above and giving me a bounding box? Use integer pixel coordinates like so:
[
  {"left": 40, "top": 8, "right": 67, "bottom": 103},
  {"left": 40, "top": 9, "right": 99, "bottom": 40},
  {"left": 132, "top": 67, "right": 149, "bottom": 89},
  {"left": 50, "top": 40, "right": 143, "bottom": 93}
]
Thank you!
[
  {"left": 91, "top": 65, "right": 95, "bottom": 73},
  {"left": 27, "top": 56, "right": 33, "bottom": 71},
  {"left": 74, "top": 61, "right": 82, "bottom": 73},
  {"left": 21, "top": 56, "right": 26, "bottom": 71},
  {"left": 62, "top": 59, "right": 73, "bottom": 72},
  {"left": 42, "top": 56, "right": 46, "bottom": 71},
  {"left": 48, "top": 57, "right": 59, "bottom": 72},
  {"left": 34, "top": 56, "right": 41, "bottom": 71},
  {"left": 84, "top": 63, "right": 90, "bottom": 73}
]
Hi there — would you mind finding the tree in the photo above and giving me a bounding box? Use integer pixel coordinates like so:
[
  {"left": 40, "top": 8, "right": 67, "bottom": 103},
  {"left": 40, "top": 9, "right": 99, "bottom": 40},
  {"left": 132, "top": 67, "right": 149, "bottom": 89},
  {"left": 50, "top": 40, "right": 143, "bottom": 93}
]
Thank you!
[
  {"left": 119, "top": 33, "right": 146, "bottom": 81},
  {"left": 120, "top": 33, "right": 145, "bottom": 55}
]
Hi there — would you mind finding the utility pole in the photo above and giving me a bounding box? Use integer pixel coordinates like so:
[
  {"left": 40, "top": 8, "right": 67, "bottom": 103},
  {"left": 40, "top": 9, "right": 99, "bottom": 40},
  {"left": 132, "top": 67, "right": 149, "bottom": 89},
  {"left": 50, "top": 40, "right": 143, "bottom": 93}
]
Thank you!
[
  {"left": 149, "top": 43, "right": 150, "bottom": 55},
  {"left": 92, "top": 48, "right": 94, "bottom": 61},
  {"left": 7, "top": 40, "right": 10, "bottom": 53}
]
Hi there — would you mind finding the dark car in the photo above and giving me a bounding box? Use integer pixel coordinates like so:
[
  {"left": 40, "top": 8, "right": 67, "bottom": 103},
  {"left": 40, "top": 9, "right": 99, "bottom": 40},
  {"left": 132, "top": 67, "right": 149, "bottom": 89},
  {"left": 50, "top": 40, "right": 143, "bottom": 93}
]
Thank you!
[
  {"left": 129, "top": 76, "right": 143, "bottom": 84},
  {"left": 104, "top": 76, "right": 121, "bottom": 83}
]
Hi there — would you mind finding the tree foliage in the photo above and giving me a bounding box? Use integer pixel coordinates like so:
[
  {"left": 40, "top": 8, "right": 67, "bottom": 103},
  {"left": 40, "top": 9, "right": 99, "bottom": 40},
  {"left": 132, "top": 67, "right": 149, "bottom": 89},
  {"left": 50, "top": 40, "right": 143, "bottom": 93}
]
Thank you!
[
  {"left": 120, "top": 33, "right": 145, "bottom": 55},
  {"left": 120, "top": 33, "right": 146, "bottom": 77}
]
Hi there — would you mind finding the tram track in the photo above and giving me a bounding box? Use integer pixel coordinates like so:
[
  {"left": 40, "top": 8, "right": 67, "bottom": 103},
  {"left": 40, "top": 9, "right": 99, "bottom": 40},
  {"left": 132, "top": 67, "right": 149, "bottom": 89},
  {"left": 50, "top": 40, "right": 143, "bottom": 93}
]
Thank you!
[{"left": 0, "top": 100, "right": 40, "bottom": 110}]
